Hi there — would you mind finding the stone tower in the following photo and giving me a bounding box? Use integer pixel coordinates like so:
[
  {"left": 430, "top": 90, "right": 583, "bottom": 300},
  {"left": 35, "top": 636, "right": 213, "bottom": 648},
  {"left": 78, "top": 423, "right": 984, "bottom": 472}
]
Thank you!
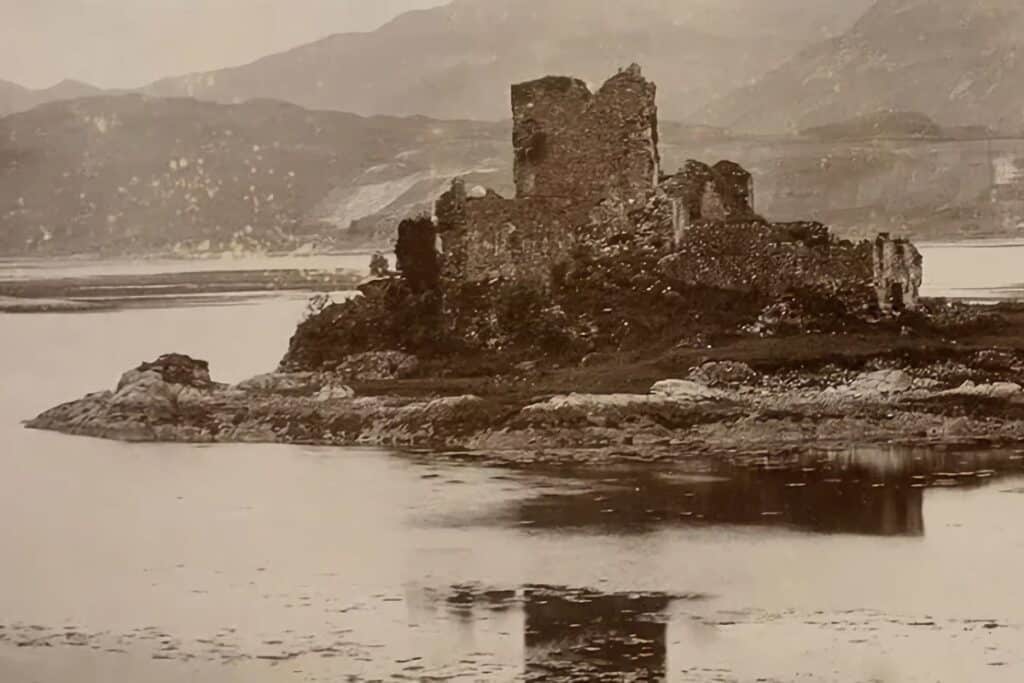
[{"left": 511, "top": 63, "right": 660, "bottom": 204}]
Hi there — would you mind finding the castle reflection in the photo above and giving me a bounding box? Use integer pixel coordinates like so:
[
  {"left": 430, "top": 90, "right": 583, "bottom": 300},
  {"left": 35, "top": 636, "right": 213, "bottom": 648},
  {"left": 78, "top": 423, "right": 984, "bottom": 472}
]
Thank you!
[
  {"left": 523, "top": 585, "right": 672, "bottom": 681},
  {"left": 501, "top": 446, "right": 1024, "bottom": 537},
  {"left": 421, "top": 583, "right": 678, "bottom": 681}
]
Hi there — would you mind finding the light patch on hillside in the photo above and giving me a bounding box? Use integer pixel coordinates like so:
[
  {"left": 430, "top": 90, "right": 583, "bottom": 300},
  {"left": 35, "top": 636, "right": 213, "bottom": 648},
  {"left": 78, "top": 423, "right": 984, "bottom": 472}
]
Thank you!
[{"left": 315, "top": 173, "right": 434, "bottom": 230}]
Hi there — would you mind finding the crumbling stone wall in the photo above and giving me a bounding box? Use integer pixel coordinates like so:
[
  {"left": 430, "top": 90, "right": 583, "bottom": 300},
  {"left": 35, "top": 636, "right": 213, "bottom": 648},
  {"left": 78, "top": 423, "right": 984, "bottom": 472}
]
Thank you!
[
  {"left": 395, "top": 216, "right": 440, "bottom": 292},
  {"left": 430, "top": 64, "right": 923, "bottom": 317},
  {"left": 873, "top": 234, "right": 923, "bottom": 313},
  {"left": 459, "top": 194, "right": 585, "bottom": 285},
  {"left": 660, "top": 160, "right": 758, "bottom": 244},
  {"left": 662, "top": 221, "right": 876, "bottom": 305},
  {"left": 437, "top": 65, "right": 660, "bottom": 288},
  {"left": 435, "top": 178, "right": 470, "bottom": 283},
  {"left": 512, "top": 64, "right": 659, "bottom": 204}
]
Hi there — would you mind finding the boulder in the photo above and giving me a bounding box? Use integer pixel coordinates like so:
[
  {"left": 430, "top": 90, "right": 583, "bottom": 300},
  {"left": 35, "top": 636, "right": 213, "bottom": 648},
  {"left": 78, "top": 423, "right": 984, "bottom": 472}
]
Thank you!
[
  {"left": 525, "top": 393, "right": 662, "bottom": 413},
  {"left": 942, "top": 380, "right": 1022, "bottom": 400},
  {"left": 316, "top": 384, "right": 356, "bottom": 401},
  {"left": 117, "top": 353, "right": 214, "bottom": 392},
  {"left": 109, "top": 372, "right": 179, "bottom": 410},
  {"left": 650, "top": 380, "right": 727, "bottom": 401},
  {"left": 847, "top": 369, "right": 914, "bottom": 395},
  {"left": 111, "top": 354, "right": 218, "bottom": 411},
  {"left": 524, "top": 383, "right": 726, "bottom": 416},
  {"left": 236, "top": 372, "right": 321, "bottom": 394}
]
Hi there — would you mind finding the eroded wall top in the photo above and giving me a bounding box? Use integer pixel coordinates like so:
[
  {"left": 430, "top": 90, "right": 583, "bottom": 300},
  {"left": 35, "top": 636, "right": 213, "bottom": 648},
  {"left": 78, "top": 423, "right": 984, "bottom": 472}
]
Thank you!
[{"left": 512, "top": 63, "right": 660, "bottom": 205}]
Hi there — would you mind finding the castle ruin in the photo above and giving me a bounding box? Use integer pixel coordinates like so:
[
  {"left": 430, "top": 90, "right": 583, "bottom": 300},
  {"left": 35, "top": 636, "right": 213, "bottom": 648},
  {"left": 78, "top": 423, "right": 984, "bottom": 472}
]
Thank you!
[{"left": 434, "top": 65, "right": 922, "bottom": 313}]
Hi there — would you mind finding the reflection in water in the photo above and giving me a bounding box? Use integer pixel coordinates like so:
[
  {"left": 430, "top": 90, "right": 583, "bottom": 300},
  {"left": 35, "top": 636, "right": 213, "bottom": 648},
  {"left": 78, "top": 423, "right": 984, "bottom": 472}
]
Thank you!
[
  {"left": 5, "top": 284, "right": 1024, "bottom": 681},
  {"left": 481, "top": 447, "right": 1024, "bottom": 538},
  {"left": 421, "top": 583, "right": 680, "bottom": 681},
  {"left": 523, "top": 586, "right": 672, "bottom": 681}
]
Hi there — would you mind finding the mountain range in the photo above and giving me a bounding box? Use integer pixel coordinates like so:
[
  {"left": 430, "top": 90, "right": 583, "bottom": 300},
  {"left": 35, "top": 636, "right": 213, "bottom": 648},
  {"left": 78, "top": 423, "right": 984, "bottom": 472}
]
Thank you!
[
  {"left": 701, "top": 0, "right": 1024, "bottom": 134},
  {"left": 142, "top": 0, "right": 872, "bottom": 122},
  {"left": 2, "top": 0, "right": 1024, "bottom": 256},
  {"left": 3, "top": 93, "right": 1022, "bottom": 257},
  {"left": 0, "top": 95, "right": 506, "bottom": 255},
  {"left": 0, "top": 79, "right": 104, "bottom": 118},
  {"left": 5, "top": 0, "right": 1019, "bottom": 132}
]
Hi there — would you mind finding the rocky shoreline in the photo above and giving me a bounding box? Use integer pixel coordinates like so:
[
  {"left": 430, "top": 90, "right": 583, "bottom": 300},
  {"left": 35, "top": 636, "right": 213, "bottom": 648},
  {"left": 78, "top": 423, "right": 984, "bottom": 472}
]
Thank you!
[{"left": 27, "top": 345, "right": 1024, "bottom": 466}]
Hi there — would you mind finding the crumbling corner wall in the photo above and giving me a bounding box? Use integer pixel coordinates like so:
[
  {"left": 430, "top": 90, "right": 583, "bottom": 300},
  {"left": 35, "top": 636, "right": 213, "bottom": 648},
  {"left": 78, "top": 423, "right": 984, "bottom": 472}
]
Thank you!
[
  {"left": 873, "top": 234, "right": 923, "bottom": 313},
  {"left": 663, "top": 221, "right": 876, "bottom": 306},
  {"left": 660, "top": 159, "right": 758, "bottom": 244},
  {"left": 434, "top": 178, "right": 586, "bottom": 287}
]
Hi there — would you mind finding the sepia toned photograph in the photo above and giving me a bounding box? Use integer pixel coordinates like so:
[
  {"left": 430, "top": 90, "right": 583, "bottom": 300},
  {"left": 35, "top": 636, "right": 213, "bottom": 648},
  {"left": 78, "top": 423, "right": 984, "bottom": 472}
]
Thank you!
[{"left": 2, "top": 1, "right": 1023, "bottom": 681}]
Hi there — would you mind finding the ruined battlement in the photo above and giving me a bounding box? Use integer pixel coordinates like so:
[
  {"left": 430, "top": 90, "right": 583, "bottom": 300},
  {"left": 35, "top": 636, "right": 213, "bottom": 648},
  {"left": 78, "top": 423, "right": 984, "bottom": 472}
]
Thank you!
[
  {"left": 512, "top": 63, "right": 660, "bottom": 204},
  {"left": 660, "top": 159, "right": 759, "bottom": 243}
]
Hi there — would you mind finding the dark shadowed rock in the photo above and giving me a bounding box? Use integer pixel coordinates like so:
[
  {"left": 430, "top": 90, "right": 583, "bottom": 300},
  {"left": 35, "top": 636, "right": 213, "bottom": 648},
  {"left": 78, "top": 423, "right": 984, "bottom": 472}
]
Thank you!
[{"left": 117, "top": 354, "right": 215, "bottom": 391}]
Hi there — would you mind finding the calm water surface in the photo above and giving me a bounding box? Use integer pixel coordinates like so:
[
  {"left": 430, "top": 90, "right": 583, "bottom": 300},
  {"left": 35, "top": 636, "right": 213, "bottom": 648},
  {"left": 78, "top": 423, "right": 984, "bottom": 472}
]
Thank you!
[
  {"left": 1, "top": 260, "right": 1024, "bottom": 681},
  {"left": 918, "top": 239, "right": 1024, "bottom": 300},
  {"left": 0, "top": 252, "right": 377, "bottom": 282}
]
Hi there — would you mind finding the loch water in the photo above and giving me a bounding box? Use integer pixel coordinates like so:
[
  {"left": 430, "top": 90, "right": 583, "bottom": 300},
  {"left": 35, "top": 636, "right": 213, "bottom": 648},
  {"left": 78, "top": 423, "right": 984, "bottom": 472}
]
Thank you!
[{"left": 1, "top": 251, "right": 1024, "bottom": 681}]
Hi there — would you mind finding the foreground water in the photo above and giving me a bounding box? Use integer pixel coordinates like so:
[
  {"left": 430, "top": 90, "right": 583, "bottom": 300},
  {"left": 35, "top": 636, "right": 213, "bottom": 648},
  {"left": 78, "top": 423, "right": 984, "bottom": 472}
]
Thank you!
[
  {"left": 2, "top": 272, "right": 1024, "bottom": 681},
  {"left": 0, "top": 252, "right": 377, "bottom": 283}
]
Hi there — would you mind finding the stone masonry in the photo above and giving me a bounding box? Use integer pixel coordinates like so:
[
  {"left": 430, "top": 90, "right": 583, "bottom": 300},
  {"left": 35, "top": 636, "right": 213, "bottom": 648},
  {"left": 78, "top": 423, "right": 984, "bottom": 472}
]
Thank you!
[
  {"left": 874, "top": 233, "right": 924, "bottom": 313},
  {"left": 512, "top": 65, "right": 660, "bottom": 203},
  {"left": 432, "top": 65, "right": 922, "bottom": 313}
]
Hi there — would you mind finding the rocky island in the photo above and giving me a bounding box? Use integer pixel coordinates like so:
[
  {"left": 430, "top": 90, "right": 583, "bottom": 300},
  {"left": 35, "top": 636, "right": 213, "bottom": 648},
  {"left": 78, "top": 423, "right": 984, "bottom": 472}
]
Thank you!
[{"left": 28, "top": 66, "right": 1024, "bottom": 463}]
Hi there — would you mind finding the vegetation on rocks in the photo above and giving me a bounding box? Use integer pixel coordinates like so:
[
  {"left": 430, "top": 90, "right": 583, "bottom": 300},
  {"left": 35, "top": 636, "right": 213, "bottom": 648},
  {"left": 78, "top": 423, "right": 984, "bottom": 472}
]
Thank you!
[
  {"left": 283, "top": 209, "right": 776, "bottom": 373},
  {"left": 27, "top": 319, "right": 1024, "bottom": 464}
]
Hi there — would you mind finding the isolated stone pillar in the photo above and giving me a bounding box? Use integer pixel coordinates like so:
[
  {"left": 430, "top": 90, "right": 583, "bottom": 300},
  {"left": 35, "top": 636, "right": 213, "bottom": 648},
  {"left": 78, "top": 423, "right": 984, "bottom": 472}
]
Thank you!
[{"left": 873, "top": 233, "right": 923, "bottom": 314}]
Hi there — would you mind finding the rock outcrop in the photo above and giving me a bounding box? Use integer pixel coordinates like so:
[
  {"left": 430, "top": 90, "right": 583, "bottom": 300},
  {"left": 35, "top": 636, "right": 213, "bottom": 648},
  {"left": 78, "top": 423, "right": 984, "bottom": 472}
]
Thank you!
[{"left": 26, "top": 349, "right": 1024, "bottom": 461}]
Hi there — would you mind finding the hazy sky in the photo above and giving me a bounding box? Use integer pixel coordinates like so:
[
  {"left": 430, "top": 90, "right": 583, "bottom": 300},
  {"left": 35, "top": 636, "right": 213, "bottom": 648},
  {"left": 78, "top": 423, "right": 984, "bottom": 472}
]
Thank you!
[{"left": 0, "top": 0, "right": 449, "bottom": 89}]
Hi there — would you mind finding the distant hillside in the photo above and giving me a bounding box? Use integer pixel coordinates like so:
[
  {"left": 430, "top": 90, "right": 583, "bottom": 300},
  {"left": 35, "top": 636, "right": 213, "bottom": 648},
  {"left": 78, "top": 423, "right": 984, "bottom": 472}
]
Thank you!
[
  {"left": 3, "top": 93, "right": 1023, "bottom": 257},
  {"left": 355, "top": 132, "right": 1024, "bottom": 246},
  {"left": 0, "top": 95, "right": 506, "bottom": 256},
  {"left": 666, "top": 135, "right": 1024, "bottom": 242},
  {"left": 801, "top": 112, "right": 944, "bottom": 142},
  {"left": 0, "top": 79, "right": 104, "bottom": 117},
  {"left": 144, "top": 0, "right": 871, "bottom": 121},
  {"left": 701, "top": 0, "right": 1024, "bottom": 134}
]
